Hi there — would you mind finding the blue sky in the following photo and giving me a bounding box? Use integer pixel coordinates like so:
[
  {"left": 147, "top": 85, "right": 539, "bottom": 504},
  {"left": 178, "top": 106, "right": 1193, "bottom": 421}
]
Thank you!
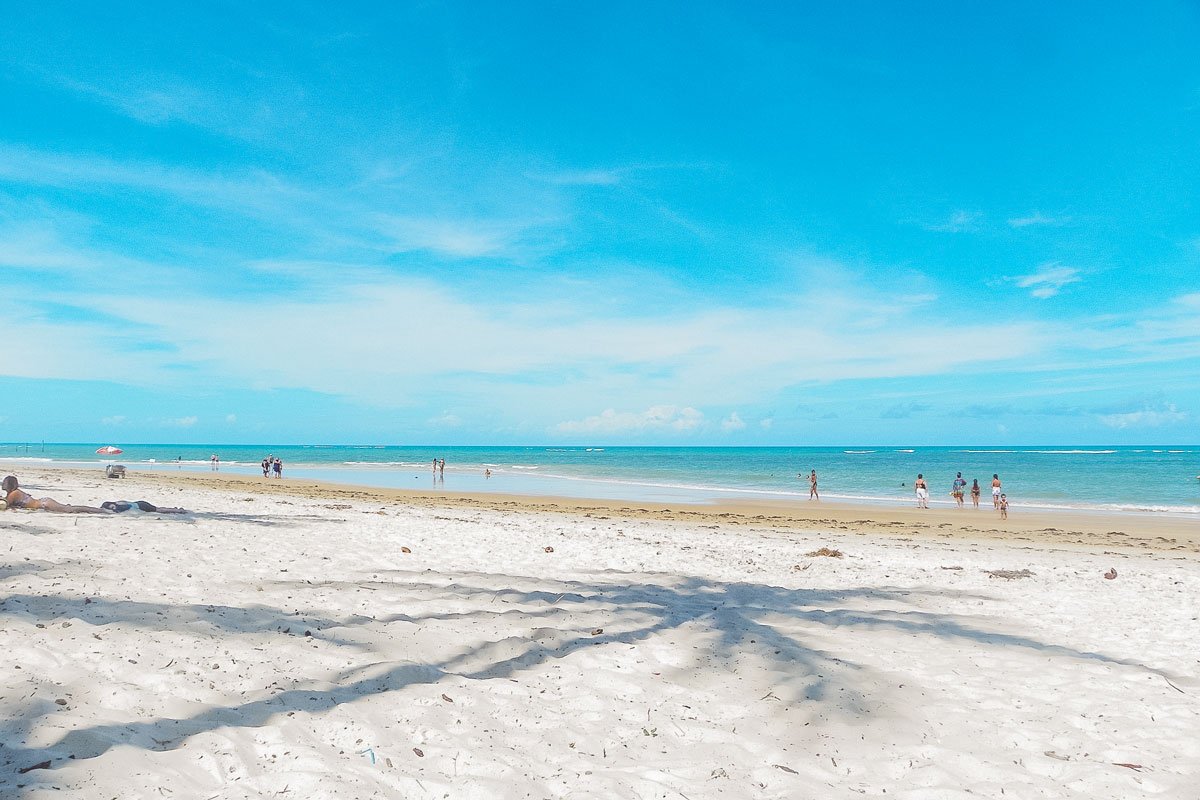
[{"left": 1, "top": 2, "right": 1198, "bottom": 445}]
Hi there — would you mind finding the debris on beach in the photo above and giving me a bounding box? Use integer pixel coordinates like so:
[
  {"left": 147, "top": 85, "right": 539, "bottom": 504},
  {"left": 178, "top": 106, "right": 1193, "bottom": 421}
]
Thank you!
[
  {"left": 806, "top": 547, "right": 843, "bottom": 558},
  {"left": 543, "top": 545, "right": 554, "bottom": 552},
  {"left": 984, "top": 569, "right": 1034, "bottom": 580},
  {"left": 1104, "top": 568, "right": 1118, "bottom": 580},
  {"left": 400, "top": 546, "right": 411, "bottom": 554}
]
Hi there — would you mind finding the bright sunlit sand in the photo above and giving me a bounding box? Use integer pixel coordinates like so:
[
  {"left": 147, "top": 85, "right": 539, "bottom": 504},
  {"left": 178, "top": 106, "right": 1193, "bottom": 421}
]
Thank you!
[{"left": 2, "top": 468, "right": 1197, "bottom": 798}]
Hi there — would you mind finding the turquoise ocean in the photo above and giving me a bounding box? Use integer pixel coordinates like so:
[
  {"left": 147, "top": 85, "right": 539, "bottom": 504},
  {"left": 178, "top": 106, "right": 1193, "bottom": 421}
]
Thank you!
[{"left": 3, "top": 443, "right": 1199, "bottom": 515}]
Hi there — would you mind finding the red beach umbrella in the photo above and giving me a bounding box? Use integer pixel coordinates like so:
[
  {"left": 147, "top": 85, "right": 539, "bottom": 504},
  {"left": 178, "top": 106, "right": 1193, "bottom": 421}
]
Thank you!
[{"left": 96, "top": 445, "right": 124, "bottom": 455}]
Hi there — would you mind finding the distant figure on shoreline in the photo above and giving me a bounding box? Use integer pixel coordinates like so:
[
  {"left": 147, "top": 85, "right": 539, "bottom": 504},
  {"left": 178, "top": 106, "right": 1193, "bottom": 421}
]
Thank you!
[
  {"left": 952, "top": 472, "right": 966, "bottom": 508},
  {"left": 210, "top": 454, "right": 220, "bottom": 471},
  {"left": 485, "top": 468, "right": 492, "bottom": 479},
  {"left": 914, "top": 474, "right": 929, "bottom": 509},
  {"left": 433, "top": 459, "right": 438, "bottom": 473},
  {"left": 992, "top": 474, "right": 1002, "bottom": 509},
  {"left": 273, "top": 457, "right": 283, "bottom": 479},
  {"left": 999, "top": 493, "right": 1008, "bottom": 520},
  {"left": 808, "top": 469, "right": 819, "bottom": 500},
  {"left": 971, "top": 479, "right": 981, "bottom": 509},
  {"left": 438, "top": 459, "right": 445, "bottom": 476}
]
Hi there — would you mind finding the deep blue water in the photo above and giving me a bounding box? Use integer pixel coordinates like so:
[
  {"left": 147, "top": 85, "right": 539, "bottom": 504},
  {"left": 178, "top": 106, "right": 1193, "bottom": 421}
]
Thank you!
[{"left": 2, "top": 443, "right": 1198, "bottom": 514}]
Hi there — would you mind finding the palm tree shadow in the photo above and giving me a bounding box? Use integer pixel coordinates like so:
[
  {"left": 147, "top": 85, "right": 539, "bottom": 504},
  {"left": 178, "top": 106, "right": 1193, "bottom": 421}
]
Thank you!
[{"left": 0, "top": 569, "right": 1170, "bottom": 794}]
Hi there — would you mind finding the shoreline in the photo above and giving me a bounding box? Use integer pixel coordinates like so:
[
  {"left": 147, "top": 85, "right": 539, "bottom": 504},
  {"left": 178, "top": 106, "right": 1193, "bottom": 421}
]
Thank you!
[{"left": 16, "top": 464, "right": 1200, "bottom": 554}]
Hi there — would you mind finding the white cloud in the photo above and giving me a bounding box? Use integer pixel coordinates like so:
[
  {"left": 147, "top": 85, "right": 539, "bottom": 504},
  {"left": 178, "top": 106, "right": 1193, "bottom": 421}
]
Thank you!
[
  {"left": 925, "top": 210, "right": 982, "bottom": 233},
  {"left": 1097, "top": 402, "right": 1187, "bottom": 429},
  {"left": 759, "top": 417, "right": 774, "bottom": 430},
  {"left": 170, "top": 416, "right": 198, "bottom": 427},
  {"left": 541, "top": 169, "right": 622, "bottom": 186},
  {"left": 1013, "top": 264, "right": 1082, "bottom": 298},
  {"left": 1175, "top": 292, "right": 1200, "bottom": 310},
  {"left": 430, "top": 412, "right": 462, "bottom": 428},
  {"left": 720, "top": 412, "right": 746, "bottom": 432},
  {"left": 1008, "top": 213, "right": 1066, "bottom": 228},
  {"left": 374, "top": 215, "right": 538, "bottom": 259},
  {"left": 101, "top": 415, "right": 126, "bottom": 426},
  {"left": 225, "top": 414, "right": 237, "bottom": 423},
  {"left": 556, "top": 406, "right": 705, "bottom": 435}
]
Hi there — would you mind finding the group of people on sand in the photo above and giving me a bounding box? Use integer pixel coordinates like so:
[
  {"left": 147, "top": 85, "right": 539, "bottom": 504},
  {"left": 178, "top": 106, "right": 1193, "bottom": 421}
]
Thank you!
[
  {"left": 261, "top": 456, "right": 283, "bottom": 478},
  {"left": 1, "top": 475, "right": 187, "bottom": 515}
]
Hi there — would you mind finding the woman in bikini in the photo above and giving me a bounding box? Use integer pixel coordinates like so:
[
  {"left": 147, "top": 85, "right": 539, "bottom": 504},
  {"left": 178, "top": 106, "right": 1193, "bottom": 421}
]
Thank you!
[
  {"left": 3, "top": 476, "right": 186, "bottom": 514},
  {"left": 3, "top": 475, "right": 109, "bottom": 513}
]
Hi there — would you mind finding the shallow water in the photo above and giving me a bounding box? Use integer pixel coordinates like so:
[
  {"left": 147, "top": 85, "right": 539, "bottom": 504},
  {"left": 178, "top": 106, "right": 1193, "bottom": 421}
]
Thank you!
[{"left": 3, "top": 443, "right": 1198, "bottom": 515}]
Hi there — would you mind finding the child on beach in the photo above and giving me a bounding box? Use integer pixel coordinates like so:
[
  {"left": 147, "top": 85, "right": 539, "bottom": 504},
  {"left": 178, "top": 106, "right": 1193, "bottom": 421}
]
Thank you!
[{"left": 999, "top": 493, "right": 1008, "bottom": 520}]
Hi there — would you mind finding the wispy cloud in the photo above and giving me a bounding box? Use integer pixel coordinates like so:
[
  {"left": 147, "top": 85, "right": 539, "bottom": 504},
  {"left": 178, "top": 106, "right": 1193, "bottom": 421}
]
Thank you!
[
  {"left": 556, "top": 406, "right": 705, "bottom": 435},
  {"left": 924, "top": 210, "right": 982, "bottom": 233},
  {"left": 1012, "top": 263, "right": 1082, "bottom": 298},
  {"left": 1008, "top": 212, "right": 1067, "bottom": 228},
  {"left": 880, "top": 402, "right": 931, "bottom": 419},
  {"left": 1097, "top": 401, "right": 1187, "bottom": 429},
  {"left": 539, "top": 169, "right": 623, "bottom": 186},
  {"left": 374, "top": 215, "right": 538, "bottom": 259}
]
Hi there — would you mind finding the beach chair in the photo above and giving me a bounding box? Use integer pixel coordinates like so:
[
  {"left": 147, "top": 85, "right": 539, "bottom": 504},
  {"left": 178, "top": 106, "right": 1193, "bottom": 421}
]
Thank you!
[{"left": 105, "top": 464, "right": 126, "bottom": 479}]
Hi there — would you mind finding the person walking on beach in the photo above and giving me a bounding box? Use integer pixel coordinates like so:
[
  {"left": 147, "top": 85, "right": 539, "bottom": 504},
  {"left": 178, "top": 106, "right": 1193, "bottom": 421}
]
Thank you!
[
  {"left": 952, "top": 472, "right": 966, "bottom": 508},
  {"left": 273, "top": 458, "right": 283, "bottom": 479},
  {"left": 262, "top": 457, "right": 270, "bottom": 478},
  {"left": 914, "top": 474, "right": 929, "bottom": 508},
  {"left": 970, "top": 479, "right": 981, "bottom": 509},
  {"left": 438, "top": 459, "right": 445, "bottom": 476},
  {"left": 999, "top": 493, "right": 1008, "bottom": 520},
  {"left": 992, "top": 474, "right": 1002, "bottom": 509},
  {"left": 808, "top": 469, "right": 819, "bottom": 500}
]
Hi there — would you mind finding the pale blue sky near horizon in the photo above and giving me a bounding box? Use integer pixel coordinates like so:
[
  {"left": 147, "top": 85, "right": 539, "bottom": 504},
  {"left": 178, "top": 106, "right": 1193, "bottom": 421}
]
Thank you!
[{"left": 1, "top": 2, "right": 1198, "bottom": 446}]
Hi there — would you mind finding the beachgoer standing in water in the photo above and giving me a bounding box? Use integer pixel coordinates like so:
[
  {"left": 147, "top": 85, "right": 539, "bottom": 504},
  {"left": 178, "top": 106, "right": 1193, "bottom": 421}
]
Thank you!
[
  {"left": 992, "top": 474, "right": 1002, "bottom": 509},
  {"left": 809, "top": 470, "right": 819, "bottom": 500},
  {"left": 970, "top": 479, "right": 981, "bottom": 509},
  {"left": 915, "top": 474, "right": 929, "bottom": 509},
  {"left": 999, "top": 493, "right": 1008, "bottom": 520}
]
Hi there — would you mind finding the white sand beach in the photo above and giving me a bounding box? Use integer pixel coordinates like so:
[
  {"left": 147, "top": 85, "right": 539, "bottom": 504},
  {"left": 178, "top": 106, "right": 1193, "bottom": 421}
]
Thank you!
[{"left": 2, "top": 468, "right": 1198, "bottom": 798}]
